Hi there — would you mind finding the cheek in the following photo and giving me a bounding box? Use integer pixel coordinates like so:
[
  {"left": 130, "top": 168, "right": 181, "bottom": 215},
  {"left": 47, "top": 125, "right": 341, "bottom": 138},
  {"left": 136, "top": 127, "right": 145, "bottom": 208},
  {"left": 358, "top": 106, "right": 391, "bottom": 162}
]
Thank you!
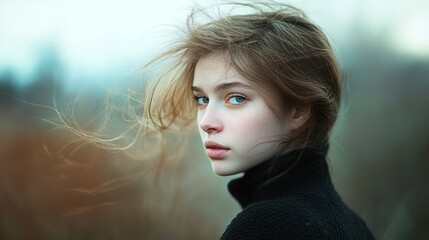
[
  {"left": 234, "top": 112, "right": 287, "bottom": 146},
  {"left": 228, "top": 113, "right": 277, "bottom": 141},
  {"left": 196, "top": 113, "right": 204, "bottom": 137}
]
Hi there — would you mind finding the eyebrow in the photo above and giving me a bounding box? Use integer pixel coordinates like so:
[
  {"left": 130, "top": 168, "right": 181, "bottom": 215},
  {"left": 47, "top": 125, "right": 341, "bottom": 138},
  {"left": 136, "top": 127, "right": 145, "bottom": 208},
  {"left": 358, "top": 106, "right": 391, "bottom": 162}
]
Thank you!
[{"left": 191, "top": 82, "right": 254, "bottom": 92}]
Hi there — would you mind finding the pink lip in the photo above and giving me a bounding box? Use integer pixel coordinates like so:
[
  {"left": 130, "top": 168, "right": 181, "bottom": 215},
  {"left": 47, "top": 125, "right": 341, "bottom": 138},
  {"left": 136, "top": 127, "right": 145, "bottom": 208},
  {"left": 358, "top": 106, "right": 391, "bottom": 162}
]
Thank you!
[{"left": 204, "top": 141, "right": 230, "bottom": 159}]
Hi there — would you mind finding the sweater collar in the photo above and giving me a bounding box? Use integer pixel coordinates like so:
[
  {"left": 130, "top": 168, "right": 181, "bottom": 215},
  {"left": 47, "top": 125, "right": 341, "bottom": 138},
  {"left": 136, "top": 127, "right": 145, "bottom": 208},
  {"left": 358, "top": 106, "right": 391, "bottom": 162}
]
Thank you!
[{"left": 227, "top": 145, "right": 330, "bottom": 208}]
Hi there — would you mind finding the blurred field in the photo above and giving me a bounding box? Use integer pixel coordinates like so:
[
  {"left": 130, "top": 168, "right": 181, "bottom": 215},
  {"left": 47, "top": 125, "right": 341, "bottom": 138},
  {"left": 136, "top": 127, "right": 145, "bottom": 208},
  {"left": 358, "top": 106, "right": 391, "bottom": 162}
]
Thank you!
[{"left": 0, "top": 92, "right": 238, "bottom": 239}]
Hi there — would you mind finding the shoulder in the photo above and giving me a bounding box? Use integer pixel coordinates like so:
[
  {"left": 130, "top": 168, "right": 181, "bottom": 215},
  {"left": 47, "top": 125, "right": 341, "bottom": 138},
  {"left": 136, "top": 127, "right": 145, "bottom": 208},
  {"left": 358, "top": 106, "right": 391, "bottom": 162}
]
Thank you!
[
  {"left": 221, "top": 198, "right": 375, "bottom": 240},
  {"left": 220, "top": 199, "right": 330, "bottom": 240}
]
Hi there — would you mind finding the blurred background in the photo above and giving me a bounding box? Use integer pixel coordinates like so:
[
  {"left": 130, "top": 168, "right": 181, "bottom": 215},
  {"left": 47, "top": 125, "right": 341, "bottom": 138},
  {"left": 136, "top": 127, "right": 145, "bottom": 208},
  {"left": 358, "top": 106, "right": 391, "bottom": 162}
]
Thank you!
[{"left": 1, "top": 0, "right": 428, "bottom": 239}]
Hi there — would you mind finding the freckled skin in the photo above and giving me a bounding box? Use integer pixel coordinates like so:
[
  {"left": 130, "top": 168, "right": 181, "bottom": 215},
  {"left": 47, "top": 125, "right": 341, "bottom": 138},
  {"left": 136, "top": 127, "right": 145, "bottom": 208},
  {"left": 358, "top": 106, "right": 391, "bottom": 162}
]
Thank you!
[{"left": 192, "top": 53, "right": 290, "bottom": 176}]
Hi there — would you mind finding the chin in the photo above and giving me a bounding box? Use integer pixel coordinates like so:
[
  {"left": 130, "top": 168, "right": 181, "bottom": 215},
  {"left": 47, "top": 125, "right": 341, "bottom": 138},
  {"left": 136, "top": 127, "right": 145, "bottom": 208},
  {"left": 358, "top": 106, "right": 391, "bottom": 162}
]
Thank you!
[{"left": 211, "top": 163, "right": 242, "bottom": 176}]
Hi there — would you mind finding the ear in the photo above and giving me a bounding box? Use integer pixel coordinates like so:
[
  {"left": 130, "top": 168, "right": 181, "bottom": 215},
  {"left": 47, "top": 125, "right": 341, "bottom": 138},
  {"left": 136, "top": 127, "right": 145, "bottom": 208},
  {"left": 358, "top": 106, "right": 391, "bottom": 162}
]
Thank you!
[{"left": 289, "top": 105, "right": 311, "bottom": 130}]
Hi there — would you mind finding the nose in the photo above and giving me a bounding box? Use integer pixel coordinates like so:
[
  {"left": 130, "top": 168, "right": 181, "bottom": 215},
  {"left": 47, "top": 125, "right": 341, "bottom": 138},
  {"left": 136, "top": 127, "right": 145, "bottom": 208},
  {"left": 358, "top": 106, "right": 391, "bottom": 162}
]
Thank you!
[{"left": 199, "top": 104, "right": 223, "bottom": 134}]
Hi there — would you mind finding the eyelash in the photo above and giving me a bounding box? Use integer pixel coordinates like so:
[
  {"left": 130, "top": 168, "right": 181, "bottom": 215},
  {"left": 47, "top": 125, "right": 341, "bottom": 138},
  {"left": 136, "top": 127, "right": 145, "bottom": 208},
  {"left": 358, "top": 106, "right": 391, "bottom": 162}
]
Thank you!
[
  {"left": 227, "top": 94, "right": 247, "bottom": 105},
  {"left": 192, "top": 94, "right": 248, "bottom": 106},
  {"left": 193, "top": 96, "right": 209, "bottom": 105}
]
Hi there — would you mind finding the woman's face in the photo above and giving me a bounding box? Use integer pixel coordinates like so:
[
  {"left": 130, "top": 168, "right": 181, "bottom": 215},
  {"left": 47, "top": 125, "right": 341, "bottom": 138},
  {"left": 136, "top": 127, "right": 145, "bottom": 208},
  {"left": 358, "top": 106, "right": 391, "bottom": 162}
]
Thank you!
[{"left": 192, "top": 53, "right": 290, "bottom": 176}]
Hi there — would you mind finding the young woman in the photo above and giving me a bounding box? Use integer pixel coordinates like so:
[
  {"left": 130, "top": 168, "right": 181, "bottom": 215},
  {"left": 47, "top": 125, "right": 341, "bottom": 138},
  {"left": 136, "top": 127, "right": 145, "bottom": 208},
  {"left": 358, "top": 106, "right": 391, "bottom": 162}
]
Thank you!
[{"left": 142, "top": 2, "right": 375, "bottom": 239}]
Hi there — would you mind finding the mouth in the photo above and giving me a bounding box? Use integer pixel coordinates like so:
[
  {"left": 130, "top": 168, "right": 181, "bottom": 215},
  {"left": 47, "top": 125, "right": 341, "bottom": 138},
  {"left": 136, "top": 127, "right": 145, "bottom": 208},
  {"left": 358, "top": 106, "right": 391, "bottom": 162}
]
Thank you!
[{"left": 204, "top": 141, "right": 230, "bottom": 159}]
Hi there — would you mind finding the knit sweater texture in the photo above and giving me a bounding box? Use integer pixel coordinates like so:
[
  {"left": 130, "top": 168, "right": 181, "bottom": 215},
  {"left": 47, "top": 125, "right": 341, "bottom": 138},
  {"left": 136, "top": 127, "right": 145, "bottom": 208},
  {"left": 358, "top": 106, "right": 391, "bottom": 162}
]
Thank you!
[{"left": 220, "top": 147, "right": 375, "bottom": 240}]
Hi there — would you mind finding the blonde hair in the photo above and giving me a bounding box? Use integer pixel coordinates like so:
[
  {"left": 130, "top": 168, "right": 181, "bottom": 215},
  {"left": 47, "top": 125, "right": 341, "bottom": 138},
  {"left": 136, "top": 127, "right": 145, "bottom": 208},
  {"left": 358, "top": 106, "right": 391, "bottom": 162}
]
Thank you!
[{"left": 143, "top": 1, "right": 341, "bottom": 151}]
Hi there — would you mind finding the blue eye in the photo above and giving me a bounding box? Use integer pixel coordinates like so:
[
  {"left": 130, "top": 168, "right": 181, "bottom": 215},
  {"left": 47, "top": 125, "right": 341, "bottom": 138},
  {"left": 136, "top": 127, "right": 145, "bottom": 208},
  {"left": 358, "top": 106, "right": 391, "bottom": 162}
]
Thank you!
[
  {"left": 194, "top": 96, "right": 209, "bottom": 105},
  {"left": 228, "top": 95, "right": 246, "bottom": 105}
]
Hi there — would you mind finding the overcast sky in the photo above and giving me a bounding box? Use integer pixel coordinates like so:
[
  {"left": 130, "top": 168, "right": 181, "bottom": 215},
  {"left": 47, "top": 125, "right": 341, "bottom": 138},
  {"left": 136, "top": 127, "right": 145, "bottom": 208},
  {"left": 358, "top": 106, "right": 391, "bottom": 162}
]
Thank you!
[{"left": 0, "top": 0, "right": 428, "bottom": 86}]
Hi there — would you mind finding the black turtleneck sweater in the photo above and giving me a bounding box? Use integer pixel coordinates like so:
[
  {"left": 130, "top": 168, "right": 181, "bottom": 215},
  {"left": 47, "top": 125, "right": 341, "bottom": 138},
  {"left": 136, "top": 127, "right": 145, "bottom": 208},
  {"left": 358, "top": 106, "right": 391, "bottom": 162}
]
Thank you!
[{"left": 221, "top": 147, "right": 375, "bottom": 240}]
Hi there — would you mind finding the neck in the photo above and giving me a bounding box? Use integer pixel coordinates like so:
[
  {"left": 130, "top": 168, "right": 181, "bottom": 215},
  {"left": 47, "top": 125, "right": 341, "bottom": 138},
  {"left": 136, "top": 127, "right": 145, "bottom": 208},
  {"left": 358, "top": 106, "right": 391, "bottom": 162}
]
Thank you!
[{"left": 227, "top": 146, "right": 331, "bottom": 208}]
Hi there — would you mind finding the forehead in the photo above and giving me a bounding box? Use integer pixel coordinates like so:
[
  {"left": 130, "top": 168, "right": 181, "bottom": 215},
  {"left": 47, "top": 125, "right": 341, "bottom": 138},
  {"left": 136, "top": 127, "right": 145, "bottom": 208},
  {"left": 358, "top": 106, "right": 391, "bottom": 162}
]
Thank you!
[{"left": 193, "top": 53, "right": 247, "bottom": 87}]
